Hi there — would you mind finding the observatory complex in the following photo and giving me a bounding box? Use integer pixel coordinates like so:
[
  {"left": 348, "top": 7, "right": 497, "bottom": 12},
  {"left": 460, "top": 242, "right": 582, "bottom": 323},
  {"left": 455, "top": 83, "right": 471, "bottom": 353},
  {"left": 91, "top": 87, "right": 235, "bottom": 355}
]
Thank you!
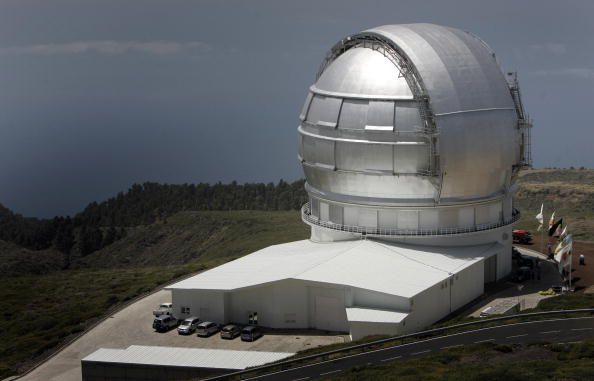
[{"left": 168, "top": 23, "right": 532, "bottom": 339}]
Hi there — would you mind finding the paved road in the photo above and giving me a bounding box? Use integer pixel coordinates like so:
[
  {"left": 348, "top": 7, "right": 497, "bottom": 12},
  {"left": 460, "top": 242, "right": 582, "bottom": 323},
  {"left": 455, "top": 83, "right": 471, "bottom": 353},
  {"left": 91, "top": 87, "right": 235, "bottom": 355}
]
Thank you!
[{"left": 244, "top": 317, "right": 594, "bottom": 381}]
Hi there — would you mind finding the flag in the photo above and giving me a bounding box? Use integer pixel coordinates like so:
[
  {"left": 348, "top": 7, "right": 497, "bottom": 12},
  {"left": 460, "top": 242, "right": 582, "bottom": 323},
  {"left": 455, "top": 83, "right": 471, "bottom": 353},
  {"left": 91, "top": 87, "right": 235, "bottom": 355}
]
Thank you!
[
  {"left": 548, "top": 218, "right": 563, "bottom": 237},
  {"left": 554, "top": 234, "right": 573, "bottom": 273},
  {"left": 548, "top": 211, "right": 556, "bottom": 230},
  {"left": 536, "top": 204, "right": 544, "bottom": 231},
  {"left": 559, "top": 225, "right": 568, "bottom": 239}
]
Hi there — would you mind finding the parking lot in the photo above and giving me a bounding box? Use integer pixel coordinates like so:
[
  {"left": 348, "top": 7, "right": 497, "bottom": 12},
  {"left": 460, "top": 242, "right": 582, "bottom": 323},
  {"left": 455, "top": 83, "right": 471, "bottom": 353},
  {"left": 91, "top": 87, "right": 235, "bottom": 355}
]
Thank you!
[{"left": 20, "top": 289, "right": 348, "bottom": 381}]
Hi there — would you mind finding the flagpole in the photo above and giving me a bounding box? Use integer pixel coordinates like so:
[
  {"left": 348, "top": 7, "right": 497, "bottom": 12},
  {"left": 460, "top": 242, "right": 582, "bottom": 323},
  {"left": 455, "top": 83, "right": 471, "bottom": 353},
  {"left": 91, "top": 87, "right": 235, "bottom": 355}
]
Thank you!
[
  {"left": 569, "top": 251, "right": 572, "bottom": 291},
  {"left": 541, "top": 226, "right": 545, "bottom": 256}
]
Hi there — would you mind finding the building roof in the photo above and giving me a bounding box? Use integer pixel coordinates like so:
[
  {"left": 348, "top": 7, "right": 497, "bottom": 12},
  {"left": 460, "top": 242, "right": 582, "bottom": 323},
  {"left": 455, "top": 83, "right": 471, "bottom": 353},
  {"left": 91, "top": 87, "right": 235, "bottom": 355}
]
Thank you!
[
  {"left": 82, "top": 345, "right": 294, "bottom": 370},
  {"left": 167, "top": 239, "right": 501, "bottom": 298},
  {"left": 346, "top": 307, "right": 408, "bottom": 324}
]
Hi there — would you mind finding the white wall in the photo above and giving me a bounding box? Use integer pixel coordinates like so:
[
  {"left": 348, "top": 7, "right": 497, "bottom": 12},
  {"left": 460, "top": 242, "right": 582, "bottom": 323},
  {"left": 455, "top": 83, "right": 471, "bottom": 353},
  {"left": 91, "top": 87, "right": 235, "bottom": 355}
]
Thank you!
[
  {"left": 307, "top": 283, "right": 349, "bottom": 332},
  {"left": 172, "top": 289, "right": 225, "bottom": 323},
  {"left": 405, "top": 281, "right": 450, "bottom": 332},
  {"left": 450, "top": 260, "right": 485, "bottom": 311},
  {"left": 229, "top": 280, "right": 309, "bottom": 328},
  {"left": 351, "top": 288, "right": 410, "bottom": 312},
  {"left": 349, "top": 321, "right": 402, "bottom": 340}
]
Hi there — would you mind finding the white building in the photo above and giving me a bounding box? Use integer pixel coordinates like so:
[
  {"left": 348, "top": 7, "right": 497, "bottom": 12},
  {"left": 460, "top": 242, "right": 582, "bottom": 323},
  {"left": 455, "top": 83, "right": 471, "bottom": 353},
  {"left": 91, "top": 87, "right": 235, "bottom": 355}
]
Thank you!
[{"left": 167, "top": 23, "right": 531, "bottom": 340}]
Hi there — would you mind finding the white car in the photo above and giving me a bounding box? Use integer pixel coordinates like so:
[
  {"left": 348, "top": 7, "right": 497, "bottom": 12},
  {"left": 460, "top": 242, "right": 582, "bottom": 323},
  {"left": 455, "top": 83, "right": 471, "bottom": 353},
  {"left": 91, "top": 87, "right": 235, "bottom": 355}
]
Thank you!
[
  {"left": 152, "top": 303, "right": 173, "bottom": 317},
  {"left": 177, "top": 317, "right": 201, "bottom": 335}
]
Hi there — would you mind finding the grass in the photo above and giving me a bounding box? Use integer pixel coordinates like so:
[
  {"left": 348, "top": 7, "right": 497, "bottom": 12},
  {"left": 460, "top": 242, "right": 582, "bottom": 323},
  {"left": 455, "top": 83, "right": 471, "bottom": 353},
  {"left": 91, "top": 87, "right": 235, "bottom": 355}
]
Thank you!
[
  {"left": 324, "top": 340, "right": 594, "bottom": 381},
  {"left": 0, "top": 210, "right": 309, "bottom": 379},
  {"left": 0, "top": 265, "right": 194, "bottom": 377},
  {"left": 516, "top": 168, "right": 594, "bottom": 240}
]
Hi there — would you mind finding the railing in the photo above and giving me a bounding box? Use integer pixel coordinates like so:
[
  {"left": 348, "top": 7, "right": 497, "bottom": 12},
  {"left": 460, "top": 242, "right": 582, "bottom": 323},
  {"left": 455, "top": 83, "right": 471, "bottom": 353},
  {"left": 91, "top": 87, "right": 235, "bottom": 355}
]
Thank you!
[
  {"left": 204, "top": 308, "right": 594, "bottom": 381},
  {"left": 301, "top": 203, "right": 521, "bottom": 237}
]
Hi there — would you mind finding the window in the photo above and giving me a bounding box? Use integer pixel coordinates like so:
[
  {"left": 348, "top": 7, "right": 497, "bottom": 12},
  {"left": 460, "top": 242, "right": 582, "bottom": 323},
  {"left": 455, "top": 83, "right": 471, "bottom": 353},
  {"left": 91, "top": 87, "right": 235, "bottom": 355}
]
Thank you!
[{"left": 181, "top": 306, "right": 190, "bottom": 314}]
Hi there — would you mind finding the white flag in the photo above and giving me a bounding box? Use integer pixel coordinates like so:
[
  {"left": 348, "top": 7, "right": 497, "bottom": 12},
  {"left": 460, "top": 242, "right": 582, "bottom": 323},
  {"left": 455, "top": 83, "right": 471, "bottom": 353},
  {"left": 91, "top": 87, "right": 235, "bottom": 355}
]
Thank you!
[
  {"left": 548, "top": 211, "right": 556, "bottom": 230},
  {"left": 554, "top": 234, "right": 573, "bottom": 273},
  {"left": 536, "top": 204, "right": 544, "bottom": 231},
  {"left": 559, "top": 225, "right": 567, "bottom": 239}
]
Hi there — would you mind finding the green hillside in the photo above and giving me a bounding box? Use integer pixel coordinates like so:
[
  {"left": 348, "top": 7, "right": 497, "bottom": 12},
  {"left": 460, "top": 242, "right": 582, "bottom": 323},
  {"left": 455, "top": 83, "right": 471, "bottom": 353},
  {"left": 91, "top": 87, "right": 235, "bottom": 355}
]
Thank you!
[
  {"left": 0, "top": 210, "right": 308, "bottom": 378},
  {"left": 515, "top": 168, "right": 594, "bottom": 240},
  {"left": 0, "top": 240, "right": 63, "bottom": 276}
]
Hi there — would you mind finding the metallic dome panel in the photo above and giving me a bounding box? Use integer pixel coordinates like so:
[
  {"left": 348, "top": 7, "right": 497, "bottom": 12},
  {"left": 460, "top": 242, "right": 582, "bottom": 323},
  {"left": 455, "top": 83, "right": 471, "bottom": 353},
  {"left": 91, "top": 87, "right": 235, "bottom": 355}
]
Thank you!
[{"left": 313, "top": 47, "right": 413, "bottom": 99}]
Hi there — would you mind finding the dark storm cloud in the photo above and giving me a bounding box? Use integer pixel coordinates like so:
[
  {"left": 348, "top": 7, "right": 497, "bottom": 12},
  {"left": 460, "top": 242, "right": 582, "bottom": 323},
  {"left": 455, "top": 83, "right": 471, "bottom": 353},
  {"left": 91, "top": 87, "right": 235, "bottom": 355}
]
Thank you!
[{"left": 1, "top": 0, "right": 593, "bottom": 217}]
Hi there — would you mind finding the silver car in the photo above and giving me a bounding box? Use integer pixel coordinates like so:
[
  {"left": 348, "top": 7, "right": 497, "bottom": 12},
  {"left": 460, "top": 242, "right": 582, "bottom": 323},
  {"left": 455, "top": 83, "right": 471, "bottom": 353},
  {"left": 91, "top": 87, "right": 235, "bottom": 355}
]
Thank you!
[
  {"left": 220, "top": 324, "right": 241, "bottom": 339},
  {"left": 196, "top": 321, "right": 219, "bottom": 337},
  {"left": 152, "top": 315, "right": 179, "bottom": 332},
  {"left": 177, "top": 317, "right": 201, "bottom": 335}
]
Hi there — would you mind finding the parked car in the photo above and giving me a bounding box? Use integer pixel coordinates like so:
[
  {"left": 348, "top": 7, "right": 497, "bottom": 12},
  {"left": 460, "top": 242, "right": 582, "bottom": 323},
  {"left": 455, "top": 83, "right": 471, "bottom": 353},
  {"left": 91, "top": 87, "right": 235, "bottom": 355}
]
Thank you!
[
  {"left": 177, "top": 317, "right": 201, "bottom": 335},
  {"left": 513, "top": 230, "right": 533, "bottom": 244},
  {"left": 153, "top": 315, "right": 179, "bottom": 332},
  {"left": 220, "top": 324, "right": 241, "bottom": 339},
  {"left": 153, "top": 303, "right": 174, "bottom": 317},
  {"left": 241, "top": 325, "right": 263, "bottom": 342},
  {"left": 512, "top": 266, "right": 532, "bottom": 282},
  {"left": 512, "top": 247, "right": 521, "bottom": 260},
  {"left": 196, "top": 321, "right": 219, "bottom": 337}
]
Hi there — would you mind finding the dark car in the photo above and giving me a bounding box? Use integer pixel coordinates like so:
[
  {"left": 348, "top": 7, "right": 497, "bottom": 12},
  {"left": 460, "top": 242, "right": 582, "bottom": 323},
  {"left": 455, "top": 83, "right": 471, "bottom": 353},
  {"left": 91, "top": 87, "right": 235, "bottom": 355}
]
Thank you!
[
  {"left": 220, "top": 324, "right": 241, "bottom": 339},
  {"left": 512, "top": 247, "right": 521, "bottom": 260},
  {"left": 153, "top": 315, "right": 179, "bottom": 332},
  {"left": 241, "top": 325, "right": 263, "bottom": 342}
]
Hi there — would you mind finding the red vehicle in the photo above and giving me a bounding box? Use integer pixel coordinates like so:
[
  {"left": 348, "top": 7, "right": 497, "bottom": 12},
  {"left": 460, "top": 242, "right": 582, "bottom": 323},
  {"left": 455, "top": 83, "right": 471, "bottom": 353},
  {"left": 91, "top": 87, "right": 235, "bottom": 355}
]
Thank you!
[{"left": 513, "top": 229, "right": 533, "bottom": 244}]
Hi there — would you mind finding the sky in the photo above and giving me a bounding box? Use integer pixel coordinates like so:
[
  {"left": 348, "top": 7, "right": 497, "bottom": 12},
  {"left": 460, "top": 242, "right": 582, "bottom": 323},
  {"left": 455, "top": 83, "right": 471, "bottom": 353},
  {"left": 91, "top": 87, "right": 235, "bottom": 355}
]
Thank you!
[{"left": 1, "top": 0, "right": 593, "bottom": 218}]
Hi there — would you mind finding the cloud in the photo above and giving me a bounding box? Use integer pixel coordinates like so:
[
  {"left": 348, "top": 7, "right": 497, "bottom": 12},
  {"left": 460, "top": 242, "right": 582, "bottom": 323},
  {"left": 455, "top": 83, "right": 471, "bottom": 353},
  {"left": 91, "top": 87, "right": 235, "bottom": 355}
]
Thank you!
[
  {"left": 531, "top": 67, "right": 594, "bottom": 80},
  {"left": 0, "top": 40, "right": 210, "bottom": 56}
]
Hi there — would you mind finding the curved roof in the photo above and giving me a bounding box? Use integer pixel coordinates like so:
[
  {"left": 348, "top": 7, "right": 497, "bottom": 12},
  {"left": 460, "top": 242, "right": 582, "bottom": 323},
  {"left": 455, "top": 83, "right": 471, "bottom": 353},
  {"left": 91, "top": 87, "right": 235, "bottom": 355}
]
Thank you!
[
  {"left": 319, "top": 23, "right": 515, "bottom": 115},
  {"left": 314, "top": 47, "right": 413, "bottom": 99}
]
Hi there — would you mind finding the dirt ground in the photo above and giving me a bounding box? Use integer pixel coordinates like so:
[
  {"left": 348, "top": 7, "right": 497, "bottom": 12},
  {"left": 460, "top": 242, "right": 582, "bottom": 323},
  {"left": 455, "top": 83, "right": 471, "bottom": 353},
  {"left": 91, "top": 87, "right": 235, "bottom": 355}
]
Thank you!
[{"left": 518, "top": 235, "right": 594, "bottom": 291}]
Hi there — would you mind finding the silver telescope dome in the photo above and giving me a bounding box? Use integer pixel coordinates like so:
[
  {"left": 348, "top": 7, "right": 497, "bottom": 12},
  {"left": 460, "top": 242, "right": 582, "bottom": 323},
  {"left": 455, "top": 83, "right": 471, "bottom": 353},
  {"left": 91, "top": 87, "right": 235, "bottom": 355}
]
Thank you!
[{"left": 298, "top": 23, "right": 532, "bottom": 240}]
